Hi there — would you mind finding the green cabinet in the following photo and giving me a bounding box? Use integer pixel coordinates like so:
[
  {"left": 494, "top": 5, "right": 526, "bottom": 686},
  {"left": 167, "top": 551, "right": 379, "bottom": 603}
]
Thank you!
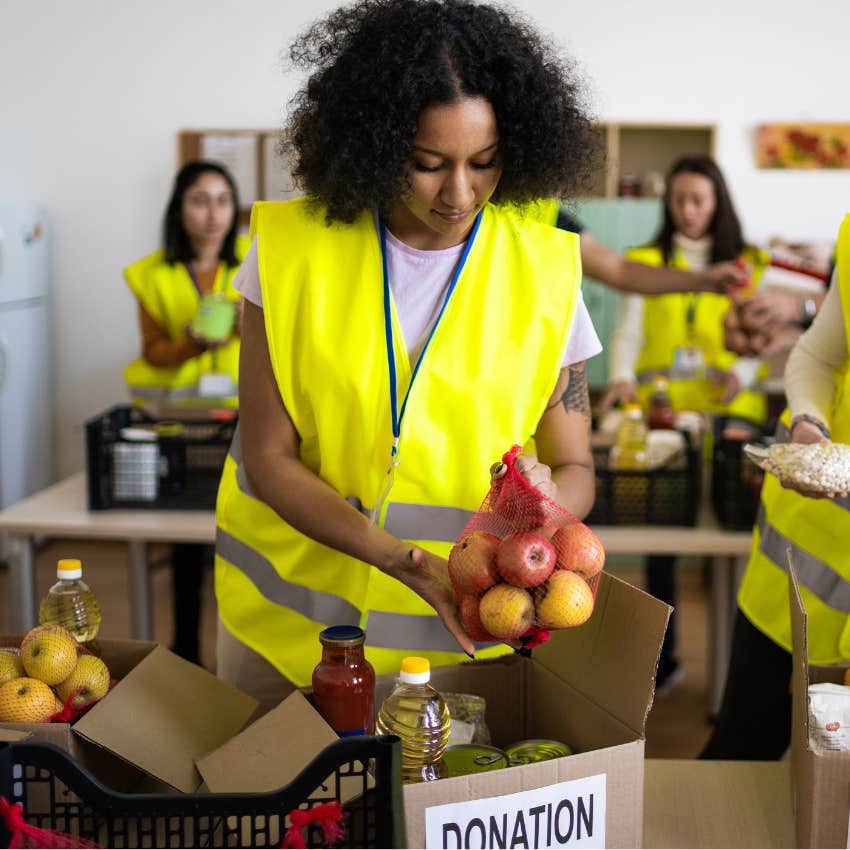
[{"left": 572, "top": 199, "right": 663, "bottom": 388}]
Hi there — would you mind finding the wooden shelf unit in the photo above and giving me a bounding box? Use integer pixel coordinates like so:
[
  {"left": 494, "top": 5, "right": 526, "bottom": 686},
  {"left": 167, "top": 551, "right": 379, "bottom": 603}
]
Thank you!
[{"left": 589, "top": 122, "right": 716, "bottom": 199}]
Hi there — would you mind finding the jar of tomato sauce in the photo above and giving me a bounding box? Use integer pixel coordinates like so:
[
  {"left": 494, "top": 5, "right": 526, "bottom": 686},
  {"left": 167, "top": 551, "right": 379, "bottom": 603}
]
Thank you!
[{"left": 312, "top": 625, "right": 375, "bottom": 736}]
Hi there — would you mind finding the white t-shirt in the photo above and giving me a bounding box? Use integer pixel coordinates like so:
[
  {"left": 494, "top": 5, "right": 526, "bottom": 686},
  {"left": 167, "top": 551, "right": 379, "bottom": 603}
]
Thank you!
[{"left": 233, "top": 234, "right": 601, "bottom": 367}]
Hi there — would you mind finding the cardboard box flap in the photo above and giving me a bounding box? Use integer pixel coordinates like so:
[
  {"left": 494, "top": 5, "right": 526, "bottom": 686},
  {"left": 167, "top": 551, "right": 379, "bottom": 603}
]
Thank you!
[
  {"left": 196, "top": 690, "right": 373, "bottom": 802},
  {"left": 531, "top": 572, "right": 671, "bottom": 736},
  {"left": 0, "top": 728, "right": 31, "bottom": 743},
  {"left": 72, "top": 646, "right": 258, "bottom": 792}
]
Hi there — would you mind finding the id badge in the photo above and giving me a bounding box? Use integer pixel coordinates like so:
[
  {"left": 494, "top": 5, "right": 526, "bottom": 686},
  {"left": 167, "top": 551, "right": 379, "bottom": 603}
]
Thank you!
[
  {"left": 198, "top": 372, "right": 237, "bottom": 398},
  {"left": 672, "top": 346, "right": 705, "bottom": 377}
]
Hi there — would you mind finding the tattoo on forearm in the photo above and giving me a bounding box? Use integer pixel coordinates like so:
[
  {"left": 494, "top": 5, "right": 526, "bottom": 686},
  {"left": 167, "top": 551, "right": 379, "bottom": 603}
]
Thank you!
[{"left": 546, "top": 363, "right": 590, "bottom": 417}]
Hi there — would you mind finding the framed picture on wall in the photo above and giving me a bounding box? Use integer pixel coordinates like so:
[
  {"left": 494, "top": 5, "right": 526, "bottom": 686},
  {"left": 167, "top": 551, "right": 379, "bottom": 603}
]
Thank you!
[{"left": 756, "top": 123, "right": 850, "bottom": 169}]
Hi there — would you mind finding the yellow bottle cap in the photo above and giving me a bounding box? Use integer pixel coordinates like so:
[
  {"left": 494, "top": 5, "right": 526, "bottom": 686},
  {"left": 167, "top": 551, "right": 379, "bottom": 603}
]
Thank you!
[
  {"left": 401, "top": 657, "right": 430, "bottom": 675},
  {"left": 57, "top": 559, "right": 82, "bottom": 578}
]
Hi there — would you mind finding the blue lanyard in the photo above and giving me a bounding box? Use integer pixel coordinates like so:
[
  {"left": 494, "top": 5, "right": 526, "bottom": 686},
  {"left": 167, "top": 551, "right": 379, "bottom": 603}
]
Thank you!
[{"left": 378, "top": 211, "right": 483, "bottom": 458}]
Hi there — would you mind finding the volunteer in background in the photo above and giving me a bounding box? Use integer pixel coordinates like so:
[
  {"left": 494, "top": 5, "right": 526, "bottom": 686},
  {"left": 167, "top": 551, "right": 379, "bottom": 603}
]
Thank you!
[
  {"left": 602, "top": 154, "right": 770, "bottom": 694},
  {"left": 702, "top": 213, "right": 850, "bottom": 760},
  {"left": 124, "top": 160, "right": 249, "bottom": 664},
  {"left": 214, "top": 0, "right": 601, "bottom": 712}
]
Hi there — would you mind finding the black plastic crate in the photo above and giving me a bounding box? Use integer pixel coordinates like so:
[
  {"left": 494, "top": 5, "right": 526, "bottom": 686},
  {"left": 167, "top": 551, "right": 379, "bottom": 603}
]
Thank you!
[
  {"left": 711, "top": 416, "right": 766, "bottom": 531},
  {"left": 85, "top": 406, "right": 237, "bottom": 510},
  {"left": 586, "top": 432, "right": 701, "bottom": 526},
  {"left": 0, "top": 737, "right": 403, "bottom": 849}
]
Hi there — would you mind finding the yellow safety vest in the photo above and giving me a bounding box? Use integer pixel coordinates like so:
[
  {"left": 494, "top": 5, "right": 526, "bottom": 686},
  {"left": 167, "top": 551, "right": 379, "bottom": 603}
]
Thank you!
[
  {"left": 123, "top": 235, "right": 249, "bottom": 407},
  {"left": 627, "top": 244, "right": 769, "bottom": 423},
  {"left": 214, "top": 198, "right": 582, "bottom": 685},
  {"left": 739, "top": 213, "right": 850, "bottom": 664}
]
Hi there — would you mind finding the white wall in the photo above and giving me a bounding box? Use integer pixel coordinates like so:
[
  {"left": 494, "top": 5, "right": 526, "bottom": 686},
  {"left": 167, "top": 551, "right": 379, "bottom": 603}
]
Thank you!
[{"left": 3, "top": 0, "right": 849, "bottom": 475}]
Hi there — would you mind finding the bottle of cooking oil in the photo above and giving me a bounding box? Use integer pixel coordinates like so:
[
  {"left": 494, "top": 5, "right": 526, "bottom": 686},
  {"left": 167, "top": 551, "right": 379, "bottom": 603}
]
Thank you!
[
  {"left": 610, "top": 403, "right": 649, "bottom": 470},
  {"left": 38, "top": 559, "right": 102, "bottom": 643},
  {"left": 376, "top": 657, "right": 450, "bottom": 783}
]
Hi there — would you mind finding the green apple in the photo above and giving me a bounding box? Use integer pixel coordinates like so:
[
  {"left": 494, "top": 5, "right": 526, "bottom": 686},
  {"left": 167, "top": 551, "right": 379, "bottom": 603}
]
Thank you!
[
  {"left": 0, "top": 650, "right": 25, "bottom": 684},
  {"left": 55, "top": 654, "right": 110, "bottom": 709},
  {"left": 20, "top": 625, "right": 79, "bottom": 685}
]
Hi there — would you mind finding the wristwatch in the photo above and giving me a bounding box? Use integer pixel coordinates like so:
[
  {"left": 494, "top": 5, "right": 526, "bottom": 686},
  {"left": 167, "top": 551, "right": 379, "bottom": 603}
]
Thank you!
[
  {"left": 790, "top": 413, "right": 831, "bottom": 440},
  {"left": 799, "top": 296, "right": 817, "bottom": 329}
]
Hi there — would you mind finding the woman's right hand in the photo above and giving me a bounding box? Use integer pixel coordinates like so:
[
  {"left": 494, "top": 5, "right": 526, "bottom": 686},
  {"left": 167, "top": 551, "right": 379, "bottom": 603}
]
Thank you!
[
  {"left": 781, "top": 418, "right": 847, "bottom": 499},
  {"left": 385, "top": 543, "right": 476, "bottom": 657},
  {"left": 599, "top": 378, "right": 639, "bottom": 412}
]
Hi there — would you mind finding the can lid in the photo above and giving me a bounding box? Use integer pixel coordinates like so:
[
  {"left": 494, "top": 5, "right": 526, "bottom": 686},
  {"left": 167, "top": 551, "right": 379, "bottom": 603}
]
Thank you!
[
  {"left": 318, "top": 625, "right": 365, "bottom": 647},
  {"left": 57, "top": 558, "right": 82, "bottom": 579},
  {"left": 400, "top": 656, "right": 430, "bottom": 683}
]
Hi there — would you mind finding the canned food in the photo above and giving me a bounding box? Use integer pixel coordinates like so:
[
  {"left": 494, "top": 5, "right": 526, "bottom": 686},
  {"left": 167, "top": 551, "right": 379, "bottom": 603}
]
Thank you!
[
  {"left": 440, "top": 744, "right": 510, "bottom": 777},
  {"left": 504, "top": 739, "right": 573, "bottom": 765}
]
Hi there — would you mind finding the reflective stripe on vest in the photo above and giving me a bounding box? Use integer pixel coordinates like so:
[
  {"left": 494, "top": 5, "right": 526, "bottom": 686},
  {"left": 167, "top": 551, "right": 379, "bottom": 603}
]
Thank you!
[
  {"left": 755, "top": 504, "right": 850, "bottom": 613},
  {"left": 216, "top": 526, "right": 362, "bottom": 624}
]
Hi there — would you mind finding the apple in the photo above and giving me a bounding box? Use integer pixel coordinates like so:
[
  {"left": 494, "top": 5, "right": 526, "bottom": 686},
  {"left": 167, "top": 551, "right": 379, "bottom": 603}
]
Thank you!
[
  {"left": 0, "top": 677, "right": 63, "bottom": 723},
  {"left": 534, "top": 571, "right": 594, "bottom": 629},
  {"left": 448, "top": 532, "right": 500, "bottom": 594},
  {"left": 55, "top": 654, "right": 111, "bottom": 709},
  {"left": 458, "top": 595, "right": 498, "bottom": 643},
  {"left": 479, "top": 584, "right": 535, "bottom": 640},
  {"left": 20, "top": 625, "right": 79, "bottom": 686},
  {"left": 551, "top": 523, "right": 605, "bottom": 579},
  {"left": 0, "top": 650, "right": 25, "bottom": 684},
  {"left": 496, "top": 532, "right": 556, "bottom": 588}
]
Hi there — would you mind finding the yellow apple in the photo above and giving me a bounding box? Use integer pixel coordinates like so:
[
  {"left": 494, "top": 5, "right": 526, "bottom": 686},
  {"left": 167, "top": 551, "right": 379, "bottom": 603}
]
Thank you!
[
  {"left": 0, "top": 677, "right": 63, "bottom": 723},
  {"left": 20, "top": 625, "right": 79, "bottom": 685},
  {"left": 55, "top": 654, "right": 110, "bottom": 709},
  {"left": 0, "top": 650, "right": 25, "bottom": 684}
]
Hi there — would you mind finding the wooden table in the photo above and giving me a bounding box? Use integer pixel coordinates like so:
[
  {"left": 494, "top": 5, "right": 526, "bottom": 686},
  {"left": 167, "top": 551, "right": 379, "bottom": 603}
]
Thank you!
[
  {"left": 644, "top": 759, "right": 794, "bottom": 848},
  {"left": 0, "top": 472, "right": 753, "bottom": 711},
  {"left": 0, "top": 472, "right": 213, "bottom": 641}
]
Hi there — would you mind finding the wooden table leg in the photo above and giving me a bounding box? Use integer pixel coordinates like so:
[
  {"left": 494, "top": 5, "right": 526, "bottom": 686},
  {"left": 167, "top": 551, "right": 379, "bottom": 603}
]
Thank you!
[
  {"left": 709, "top": 555, "right": 746, "bottom": 717},
  {"left": 7, "top": 534, "right": 37, "bottom": 633},
  {"left": 127, "top": 540, "right": 153, "bottom": 640}
]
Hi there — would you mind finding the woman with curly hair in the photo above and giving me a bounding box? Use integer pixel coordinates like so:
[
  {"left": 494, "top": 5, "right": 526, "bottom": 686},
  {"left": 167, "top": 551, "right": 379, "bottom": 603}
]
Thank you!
[{"left": 214, "top": 0, "right": 602, "bottom": 711}]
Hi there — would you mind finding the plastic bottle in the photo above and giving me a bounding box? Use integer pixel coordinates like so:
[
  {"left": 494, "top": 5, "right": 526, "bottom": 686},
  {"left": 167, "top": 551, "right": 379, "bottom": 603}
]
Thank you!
[
  {"left": 648, "top": 376, "right": 675, "bottom": 430},
  {"left": 312, "top": 626, "right": 375, "bottom": 737},
  {"left": 611, "top": 404, "right": 649, "bottom": 470},
  {"left": 38, "top": 559, "right": 102, "bottom": 643},
  {"left": 376, "top": 657, "right": 451, "bottom": 783}
]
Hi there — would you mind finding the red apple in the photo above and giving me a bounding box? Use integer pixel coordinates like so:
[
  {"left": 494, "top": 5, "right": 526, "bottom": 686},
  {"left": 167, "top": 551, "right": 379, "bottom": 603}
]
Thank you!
[
  {"left": 458, "top": 595, "right": 498, "bottom": 643},
  {"left": 552, "top": 523, "right": 605, "bottom": 579},
  {"left": 496, "top": 531, "right": 556, "bottom": 588},
  {"left": 448, "top": 532, "right": 500, "bottom": 594}
]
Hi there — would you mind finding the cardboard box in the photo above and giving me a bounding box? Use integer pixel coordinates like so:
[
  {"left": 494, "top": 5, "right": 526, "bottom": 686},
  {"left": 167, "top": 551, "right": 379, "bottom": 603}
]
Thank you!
[
  {"left": 789, "top": 565, "right": 850, "bottom": 848},
  {"left": 1, "top": 637, "right": 257, "bottom": 792},
  {"left": 256, "top": 572, "right": 668, "bottom": 848}
]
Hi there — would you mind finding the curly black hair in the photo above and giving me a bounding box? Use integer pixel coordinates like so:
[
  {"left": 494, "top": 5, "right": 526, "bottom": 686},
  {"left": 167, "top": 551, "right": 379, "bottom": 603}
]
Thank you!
[{"left": 284, "top": 0, "right": 600, "bottom": 223}]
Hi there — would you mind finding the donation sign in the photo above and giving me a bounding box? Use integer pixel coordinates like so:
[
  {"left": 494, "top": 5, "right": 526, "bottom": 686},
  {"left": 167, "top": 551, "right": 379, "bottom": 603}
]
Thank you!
[{"left": 424, "top": 773, "right": 606, "bottom": 849}]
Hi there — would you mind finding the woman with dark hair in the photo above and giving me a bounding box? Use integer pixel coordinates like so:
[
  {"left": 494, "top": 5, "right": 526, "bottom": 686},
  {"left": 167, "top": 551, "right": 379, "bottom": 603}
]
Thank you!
[
  {"left": 213, "top": 0, "right": 602, "bottom": 710},
  {"left": 124, "top": 160, "right": 249, "bottom": 664},
  {"left": 603, "top": 153, "right": 769, "bottom": 694}
]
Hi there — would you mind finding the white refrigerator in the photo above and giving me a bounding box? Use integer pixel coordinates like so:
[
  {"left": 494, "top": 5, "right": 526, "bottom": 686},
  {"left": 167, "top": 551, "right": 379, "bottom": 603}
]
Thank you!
[{"left": 0, "top": 202, "right": 52, "bottom": 516}]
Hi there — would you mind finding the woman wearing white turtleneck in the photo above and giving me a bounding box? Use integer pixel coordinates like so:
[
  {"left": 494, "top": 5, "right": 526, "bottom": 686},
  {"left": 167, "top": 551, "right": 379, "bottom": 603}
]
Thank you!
[{"left": 603, "top": 154, "right": 769, "bottom": 695}]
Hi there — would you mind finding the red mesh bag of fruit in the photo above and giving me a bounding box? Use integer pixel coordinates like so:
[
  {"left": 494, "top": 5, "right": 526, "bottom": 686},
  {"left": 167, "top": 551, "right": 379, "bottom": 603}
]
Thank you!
[{"left": 448, "top": 445, "right": 604, "bottom": 648}]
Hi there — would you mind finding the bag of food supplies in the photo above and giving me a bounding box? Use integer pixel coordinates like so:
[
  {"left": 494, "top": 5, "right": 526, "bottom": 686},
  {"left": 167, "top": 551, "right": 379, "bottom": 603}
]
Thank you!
[{"left": 448, "top": 445, "right": 604, "bottom": 647}]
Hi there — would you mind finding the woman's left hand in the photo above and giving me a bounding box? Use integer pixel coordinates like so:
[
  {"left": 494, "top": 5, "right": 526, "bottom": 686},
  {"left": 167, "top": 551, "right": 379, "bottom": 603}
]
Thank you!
[{"left": 491, "top": 452, "right": 557, "bottom": 500}]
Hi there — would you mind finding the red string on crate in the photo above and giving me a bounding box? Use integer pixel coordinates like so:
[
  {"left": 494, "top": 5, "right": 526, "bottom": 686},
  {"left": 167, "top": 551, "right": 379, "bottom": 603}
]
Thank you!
[
  {"left": 281, "top": 801, "right": 345, "bottom": 848},
  {"left": 0, "top": 796, "right": 104, "bottom": 849}
]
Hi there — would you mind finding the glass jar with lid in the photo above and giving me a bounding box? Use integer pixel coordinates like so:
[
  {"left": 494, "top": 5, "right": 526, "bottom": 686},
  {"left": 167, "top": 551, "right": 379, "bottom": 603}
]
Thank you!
[{"left": 312, "top": 625, "right": 375, "bottom": 737}]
